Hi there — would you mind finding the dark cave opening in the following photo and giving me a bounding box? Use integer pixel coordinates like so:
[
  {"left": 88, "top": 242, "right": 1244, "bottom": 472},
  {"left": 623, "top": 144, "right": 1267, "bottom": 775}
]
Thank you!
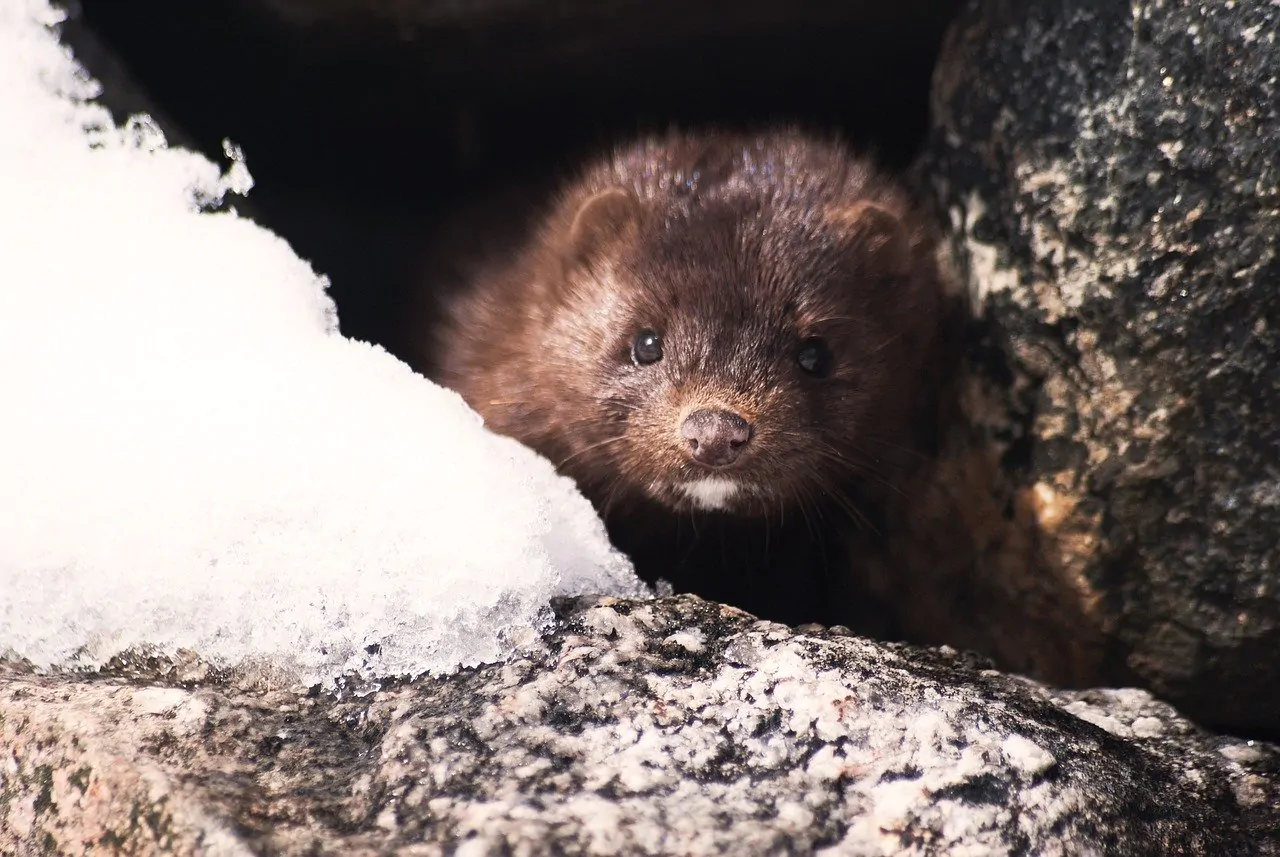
[{"left": 69, "top": 0, "right": 964, "bottom": 358}]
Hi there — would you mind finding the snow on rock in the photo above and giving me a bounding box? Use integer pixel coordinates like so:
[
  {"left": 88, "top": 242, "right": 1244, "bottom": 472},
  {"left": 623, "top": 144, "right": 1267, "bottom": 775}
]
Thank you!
[{"left": 0, "top": 0, "right": 645, "bottom": 686}]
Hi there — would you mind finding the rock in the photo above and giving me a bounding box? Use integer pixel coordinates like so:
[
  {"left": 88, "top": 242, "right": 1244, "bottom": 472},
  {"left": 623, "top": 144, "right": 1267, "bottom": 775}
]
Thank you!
[
  {"left": 3, "top": 596, "right": 1277, "bottom": 855},
  {"left": 918, "top": 0, "right": 1280, "bottom": 732}
]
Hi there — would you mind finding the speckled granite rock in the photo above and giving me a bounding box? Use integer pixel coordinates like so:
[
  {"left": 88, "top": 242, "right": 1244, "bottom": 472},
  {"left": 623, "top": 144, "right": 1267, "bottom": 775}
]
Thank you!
[
  {"left": 916, "top": 0, "right": 1280, "bottom": 732},
  {"left": 3, "top": 596, "right": 1277, "bottom": 855}
]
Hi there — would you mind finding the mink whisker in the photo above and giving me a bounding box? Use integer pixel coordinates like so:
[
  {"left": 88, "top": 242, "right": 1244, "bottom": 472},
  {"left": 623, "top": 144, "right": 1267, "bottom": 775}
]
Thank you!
[{"left": 555, "top": 435, "right": 628, "bottom": 470}]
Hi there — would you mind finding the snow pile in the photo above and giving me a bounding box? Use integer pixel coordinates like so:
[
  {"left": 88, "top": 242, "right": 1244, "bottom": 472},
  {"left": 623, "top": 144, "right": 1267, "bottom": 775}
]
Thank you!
[{"left": 0, "top": 0, "right": 645, "bottom": 685}]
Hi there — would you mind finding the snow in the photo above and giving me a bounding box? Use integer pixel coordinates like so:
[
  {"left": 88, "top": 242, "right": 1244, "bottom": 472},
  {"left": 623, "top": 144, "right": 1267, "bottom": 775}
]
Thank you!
[{"left": 0, "top": 0, "right": 646, "bottom": 686}]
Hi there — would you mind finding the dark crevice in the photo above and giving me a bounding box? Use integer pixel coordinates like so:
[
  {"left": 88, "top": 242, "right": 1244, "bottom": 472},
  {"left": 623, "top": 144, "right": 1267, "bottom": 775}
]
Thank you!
[{"left": 67, "top": 0, "right": 966, "bottom": 356}]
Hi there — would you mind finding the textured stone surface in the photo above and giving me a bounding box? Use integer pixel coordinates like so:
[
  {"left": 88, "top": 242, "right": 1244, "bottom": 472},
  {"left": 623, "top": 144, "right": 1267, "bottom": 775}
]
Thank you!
[
  {"left": 3, "top": 596, "right": 1277, "bottom": 855},
  {"left": 920, "top": 0, "right": 1280, "bottom": 732}
]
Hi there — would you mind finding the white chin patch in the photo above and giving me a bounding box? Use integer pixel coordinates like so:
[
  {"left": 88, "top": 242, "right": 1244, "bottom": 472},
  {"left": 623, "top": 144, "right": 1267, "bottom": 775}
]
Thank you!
[{"left": 677, "top": 477, "right": 741, "bottom": 511}]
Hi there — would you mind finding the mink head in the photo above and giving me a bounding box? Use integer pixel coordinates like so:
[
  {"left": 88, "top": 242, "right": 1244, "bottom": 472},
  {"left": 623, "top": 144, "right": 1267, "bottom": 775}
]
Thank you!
[{"left": 492, "top": 132, "right": 940, "bottom": 518}]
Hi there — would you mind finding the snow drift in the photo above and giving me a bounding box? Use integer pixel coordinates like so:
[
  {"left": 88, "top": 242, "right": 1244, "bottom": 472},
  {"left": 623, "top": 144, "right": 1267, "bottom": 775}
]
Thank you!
[{"left": 0, "top": 0, "right": 645, "bottom": 686}]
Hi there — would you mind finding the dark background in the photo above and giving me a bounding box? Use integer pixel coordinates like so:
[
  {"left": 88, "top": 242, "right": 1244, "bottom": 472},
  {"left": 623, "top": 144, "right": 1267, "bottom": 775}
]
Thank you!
[{"left": 69, "top": 0, "right": 964, "bottom": 360}]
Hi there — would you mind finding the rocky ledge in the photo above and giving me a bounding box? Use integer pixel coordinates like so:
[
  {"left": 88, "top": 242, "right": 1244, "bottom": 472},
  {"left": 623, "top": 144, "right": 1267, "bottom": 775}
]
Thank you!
[{"left": 3, "top": 596, "right": 1277, "bottom": 856}]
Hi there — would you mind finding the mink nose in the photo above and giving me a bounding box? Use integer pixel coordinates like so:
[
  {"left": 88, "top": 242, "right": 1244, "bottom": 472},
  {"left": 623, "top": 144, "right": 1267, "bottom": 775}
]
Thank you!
[{"left": 680, "top": 409, "right": 752, "bottom": 468}]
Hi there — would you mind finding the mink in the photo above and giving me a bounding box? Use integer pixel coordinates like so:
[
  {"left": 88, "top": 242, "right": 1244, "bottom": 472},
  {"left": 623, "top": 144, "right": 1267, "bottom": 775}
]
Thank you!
[{"left": 408, "top": 129, "right": 944, "bottom": 627}]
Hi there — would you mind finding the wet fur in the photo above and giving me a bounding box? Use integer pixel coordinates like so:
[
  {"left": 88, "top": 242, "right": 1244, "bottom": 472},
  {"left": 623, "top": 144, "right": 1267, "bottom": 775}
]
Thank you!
[{"left": 411, "top": 129, "right": 943, "bottom": 626}]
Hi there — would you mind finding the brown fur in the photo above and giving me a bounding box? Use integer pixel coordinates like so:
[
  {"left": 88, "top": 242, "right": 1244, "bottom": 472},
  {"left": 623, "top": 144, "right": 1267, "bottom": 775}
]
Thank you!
[{"left": 410, "top": 129, "right": 944, "bottom": 626}]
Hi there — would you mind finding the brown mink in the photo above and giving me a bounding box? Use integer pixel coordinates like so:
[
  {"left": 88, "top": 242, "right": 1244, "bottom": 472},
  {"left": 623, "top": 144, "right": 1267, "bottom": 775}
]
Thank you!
[{"left": 409, "top": 130, "right": 944, "bottom": 627}]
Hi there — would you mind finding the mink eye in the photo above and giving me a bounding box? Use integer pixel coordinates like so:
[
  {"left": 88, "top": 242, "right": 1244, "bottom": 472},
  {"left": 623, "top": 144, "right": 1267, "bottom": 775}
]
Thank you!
[
  {"left": 796, "top": 337, "right": 831, "bottom": 378},
  {"left": 631, "top": 329, "right": 664, "bottom": 366}
]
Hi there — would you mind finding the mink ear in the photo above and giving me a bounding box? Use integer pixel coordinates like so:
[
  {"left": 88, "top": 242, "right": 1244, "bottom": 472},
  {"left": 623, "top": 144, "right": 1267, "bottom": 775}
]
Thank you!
[
  {"left": 565, "top": 188, "right": 640, "bottom": 270},
  {"left": 829, "top": 200, "right": 911, "bottom": 276}
]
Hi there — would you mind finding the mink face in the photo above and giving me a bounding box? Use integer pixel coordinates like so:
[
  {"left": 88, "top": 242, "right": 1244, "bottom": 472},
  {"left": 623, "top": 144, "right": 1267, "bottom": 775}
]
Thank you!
[{"left": 428, "top": 131, "right": 941, "bottom": 523}]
